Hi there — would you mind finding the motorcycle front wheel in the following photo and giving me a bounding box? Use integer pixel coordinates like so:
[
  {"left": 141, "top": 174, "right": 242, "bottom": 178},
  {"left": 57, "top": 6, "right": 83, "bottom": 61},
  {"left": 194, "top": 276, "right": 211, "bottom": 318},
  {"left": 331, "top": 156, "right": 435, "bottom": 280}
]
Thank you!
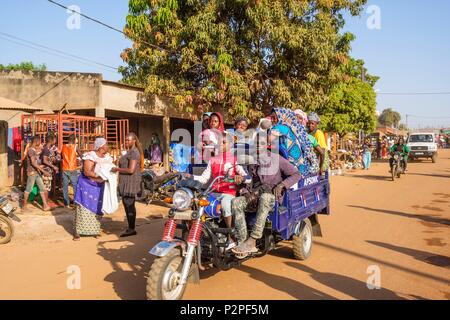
[
  {"left": 146, "top": 248, "right": 187, "bottom": 300},
  {"left": 0, "top": 215, "right": 14, "bottom": 244}
]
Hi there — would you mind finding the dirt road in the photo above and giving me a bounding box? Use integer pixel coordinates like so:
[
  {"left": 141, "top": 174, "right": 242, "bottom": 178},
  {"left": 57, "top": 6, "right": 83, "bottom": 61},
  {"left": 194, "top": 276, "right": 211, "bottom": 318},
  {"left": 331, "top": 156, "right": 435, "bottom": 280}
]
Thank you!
[{"left": 1, "top": 150, "right": 449, "bottom": 300}]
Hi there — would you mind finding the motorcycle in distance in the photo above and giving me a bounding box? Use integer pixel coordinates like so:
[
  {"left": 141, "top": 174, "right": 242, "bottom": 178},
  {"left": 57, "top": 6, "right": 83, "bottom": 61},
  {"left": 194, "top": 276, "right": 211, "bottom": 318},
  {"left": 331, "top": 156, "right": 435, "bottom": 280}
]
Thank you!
[
  {"left": 0, "top": 195, "right": 21, "bottom": 244},
  {"left": 391, "top": 151, "right": 406, "bottom": 181},
  {"left": 146, "top": 161, "right": 331, "bottom": 300}
]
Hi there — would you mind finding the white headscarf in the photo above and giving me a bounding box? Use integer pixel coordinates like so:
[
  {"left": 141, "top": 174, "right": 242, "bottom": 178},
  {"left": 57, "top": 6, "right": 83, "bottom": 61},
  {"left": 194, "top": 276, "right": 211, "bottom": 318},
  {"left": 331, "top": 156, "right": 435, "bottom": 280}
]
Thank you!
[{"left": 94, "top": 138, "right": 107, "bottom": 151}]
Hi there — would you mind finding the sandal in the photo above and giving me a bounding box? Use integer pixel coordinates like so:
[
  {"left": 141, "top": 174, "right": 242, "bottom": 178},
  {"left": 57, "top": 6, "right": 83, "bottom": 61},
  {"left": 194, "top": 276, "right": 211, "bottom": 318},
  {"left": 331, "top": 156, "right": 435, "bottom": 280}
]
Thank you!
[{"left": 231, "top": 239, "right": 258, "bottom": 259}]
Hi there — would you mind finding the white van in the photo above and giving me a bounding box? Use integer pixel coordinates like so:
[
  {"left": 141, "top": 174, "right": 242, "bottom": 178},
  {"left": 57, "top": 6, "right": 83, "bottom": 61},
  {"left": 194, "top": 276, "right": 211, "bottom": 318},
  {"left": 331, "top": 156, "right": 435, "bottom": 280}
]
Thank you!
[{"left": 407, "top": 132, "right": 438, "bottom": 163}]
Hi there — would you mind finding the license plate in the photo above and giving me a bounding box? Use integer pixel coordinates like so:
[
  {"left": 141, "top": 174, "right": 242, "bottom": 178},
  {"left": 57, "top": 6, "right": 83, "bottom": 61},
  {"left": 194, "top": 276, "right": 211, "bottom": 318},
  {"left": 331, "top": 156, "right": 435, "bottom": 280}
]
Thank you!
[
  {"left": 2, "top": 203, "right": 13, "bottom": 215},
  {"left": 174, "top": 211, "right": 193, "bottom": 220},
  {"left": 415, "top": 152, "right": 424, "bottom": 155}
]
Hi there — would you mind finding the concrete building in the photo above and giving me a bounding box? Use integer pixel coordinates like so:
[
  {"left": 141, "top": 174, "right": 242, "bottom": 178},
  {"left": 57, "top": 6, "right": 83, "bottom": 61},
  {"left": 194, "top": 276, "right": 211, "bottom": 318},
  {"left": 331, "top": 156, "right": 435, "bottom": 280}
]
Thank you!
[
  {"left": 0, "top": 96, "right": 54, "bottom": 187},
  {"left": 0, "top": 70, "right": 213, "bottom": 185}
]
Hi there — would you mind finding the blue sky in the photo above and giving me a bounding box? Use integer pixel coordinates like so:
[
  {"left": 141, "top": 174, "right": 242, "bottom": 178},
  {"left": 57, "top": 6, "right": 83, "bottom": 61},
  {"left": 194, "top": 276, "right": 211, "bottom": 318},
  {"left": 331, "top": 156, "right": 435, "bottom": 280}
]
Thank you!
[{"left": 0, "top": 0, "right": 449, "bottom": 128}]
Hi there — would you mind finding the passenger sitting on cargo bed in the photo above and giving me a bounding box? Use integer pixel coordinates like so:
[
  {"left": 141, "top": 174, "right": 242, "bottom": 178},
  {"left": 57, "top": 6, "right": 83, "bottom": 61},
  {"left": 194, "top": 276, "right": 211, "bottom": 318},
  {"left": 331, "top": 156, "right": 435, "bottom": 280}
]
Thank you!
[{"left": 231, "top": 134, "right": 301, "bottom": 258}]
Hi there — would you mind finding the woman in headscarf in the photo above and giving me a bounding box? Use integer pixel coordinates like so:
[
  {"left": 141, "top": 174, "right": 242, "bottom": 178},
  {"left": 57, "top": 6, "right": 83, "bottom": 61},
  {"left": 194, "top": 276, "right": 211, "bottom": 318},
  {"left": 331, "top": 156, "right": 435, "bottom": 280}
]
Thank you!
[
  {"left": 198, "top": 112, "right": 225, "bottom": 162},
  {"left": 269, "top": 108, "right": 320, "bottom": 176},
  {"left": 294, "top": 109, "right": 308, "bottom": 127},
  {"left": 73, "top": 138, "right": 111, "bottom": 241}
]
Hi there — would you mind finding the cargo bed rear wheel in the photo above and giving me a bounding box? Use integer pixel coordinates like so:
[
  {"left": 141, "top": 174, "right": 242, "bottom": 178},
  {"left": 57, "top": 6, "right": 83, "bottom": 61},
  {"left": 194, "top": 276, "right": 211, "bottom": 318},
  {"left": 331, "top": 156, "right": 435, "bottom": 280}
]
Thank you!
[{"left": 292, "top": 219, "right": 312, "bottom": 260}]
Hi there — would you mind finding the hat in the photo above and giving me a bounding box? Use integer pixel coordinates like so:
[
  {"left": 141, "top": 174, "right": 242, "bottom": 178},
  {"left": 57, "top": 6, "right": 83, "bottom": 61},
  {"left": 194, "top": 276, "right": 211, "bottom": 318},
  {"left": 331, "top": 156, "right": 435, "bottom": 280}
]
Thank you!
[
  {"left": 259, "top": 117, "right": 272, "bottom": 130},
  {"left": 234, "top": 116, "right": 249, "bottom": 126},
  {"left": 94, "top": 137, "right": 107, "bottom": 151},
  {"left": 308, "top": 112, "right": 321, "bottom": 123}
]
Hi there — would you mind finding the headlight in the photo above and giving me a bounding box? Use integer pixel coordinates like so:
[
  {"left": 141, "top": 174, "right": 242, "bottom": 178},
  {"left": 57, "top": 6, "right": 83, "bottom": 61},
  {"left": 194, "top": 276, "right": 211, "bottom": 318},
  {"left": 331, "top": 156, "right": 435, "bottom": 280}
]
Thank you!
[
  {"left": 172, "top": 189, "right": 193, "bottom": 211},
  {"left": 394, "top": 154, "right": 399, "bottom": 160}
]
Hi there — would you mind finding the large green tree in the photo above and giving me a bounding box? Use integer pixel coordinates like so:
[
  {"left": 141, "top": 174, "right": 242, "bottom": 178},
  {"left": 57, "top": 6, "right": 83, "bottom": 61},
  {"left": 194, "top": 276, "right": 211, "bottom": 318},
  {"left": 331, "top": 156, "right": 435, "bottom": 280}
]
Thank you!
[
  {"left": 319, "top": 57, "right": 378, "bottom": 135},
  {"left": 378, "top": 108, "right": 401, "bottom": 128},
  {"left": 120, "top": 0, "right": 367, "bottom": 120}
]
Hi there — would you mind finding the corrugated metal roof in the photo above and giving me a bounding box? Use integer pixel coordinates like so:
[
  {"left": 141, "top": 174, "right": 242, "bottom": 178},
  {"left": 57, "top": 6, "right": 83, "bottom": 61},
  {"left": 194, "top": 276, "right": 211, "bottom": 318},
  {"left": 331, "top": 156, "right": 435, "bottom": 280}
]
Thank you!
[{"left": 0, "top": 96, "right": 44, "bottom": 112}]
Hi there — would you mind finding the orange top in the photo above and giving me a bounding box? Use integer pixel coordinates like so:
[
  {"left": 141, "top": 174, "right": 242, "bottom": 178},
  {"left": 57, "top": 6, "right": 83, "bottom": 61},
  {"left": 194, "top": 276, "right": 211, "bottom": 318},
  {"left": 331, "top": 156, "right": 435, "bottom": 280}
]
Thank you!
[{"left": 61, "top": 144, "right": 78, "bottom": 171}]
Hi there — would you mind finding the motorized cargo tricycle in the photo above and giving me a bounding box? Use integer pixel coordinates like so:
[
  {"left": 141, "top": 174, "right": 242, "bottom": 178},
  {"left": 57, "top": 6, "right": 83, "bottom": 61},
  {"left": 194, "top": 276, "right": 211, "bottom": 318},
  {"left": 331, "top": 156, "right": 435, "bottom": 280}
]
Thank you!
[{"left": 146, "top": 168, "right": 331, "bottom": 300}]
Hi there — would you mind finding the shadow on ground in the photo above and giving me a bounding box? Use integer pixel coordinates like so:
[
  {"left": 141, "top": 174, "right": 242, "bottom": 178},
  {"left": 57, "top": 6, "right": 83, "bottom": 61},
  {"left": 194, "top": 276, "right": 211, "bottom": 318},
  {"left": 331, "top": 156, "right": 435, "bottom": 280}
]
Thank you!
[
  {"left": 367, "top": 241, "right": 450, "bottom": 269},
  {"left": 348, "top": 205, "right": 450, "bottom": 227},
  {"left": 284, "top": 262, "right": 405, "bottom": 300},
  {"left": 95, "top": 217, "right": 165, "bottom": 300},
  {"left": 407, "top": 173, "right": 450, "bottom": 179},
  {"left": 344, "top": 174, "right": 393, "bottom": 182},
  {"left": 236, "top": 264, "right": 337, "bottom": 300}
]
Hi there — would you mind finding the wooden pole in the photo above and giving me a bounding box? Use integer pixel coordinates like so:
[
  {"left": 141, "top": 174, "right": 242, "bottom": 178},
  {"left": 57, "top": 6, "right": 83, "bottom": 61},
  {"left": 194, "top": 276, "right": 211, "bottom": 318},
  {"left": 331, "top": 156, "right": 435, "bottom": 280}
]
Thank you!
[{"left": 163, "top": 116, "right": 170, "bottom": 171}]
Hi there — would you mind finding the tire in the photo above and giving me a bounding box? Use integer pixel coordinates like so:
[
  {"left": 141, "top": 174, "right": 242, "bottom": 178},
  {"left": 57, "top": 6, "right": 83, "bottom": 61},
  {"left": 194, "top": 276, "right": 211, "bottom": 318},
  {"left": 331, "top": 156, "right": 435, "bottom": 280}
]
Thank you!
[
  {"left": 432, "top": 154, "right": 437, "bottom": 163},
  {"left": 0, "top": 215, "right": 14, "bottom": 245},
  {"left": 292, "top": 219, "right": 313, "bottom": 261},
  {"left": 146, "top": 248, "right": 187, "bottom": 300}
]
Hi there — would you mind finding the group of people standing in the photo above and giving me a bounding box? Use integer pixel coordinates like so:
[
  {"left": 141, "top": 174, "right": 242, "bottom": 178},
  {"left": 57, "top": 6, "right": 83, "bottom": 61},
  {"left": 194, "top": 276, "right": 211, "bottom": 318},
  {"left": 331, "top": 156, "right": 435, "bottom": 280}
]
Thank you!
[
  {"left": 360, "top": 135, "right": 409, "bottom": 171},
  {"left": 375, "top": 136, "right": 395, "bottom": 160},
  {"left": 22, "top": 133, "right": 76, "bottom": 212},
  {"left": 22, "top": 132, "right": 144, "bottom": 241},
  {"left": 73, "top": 133, "right": 144, "bottom": 240}
]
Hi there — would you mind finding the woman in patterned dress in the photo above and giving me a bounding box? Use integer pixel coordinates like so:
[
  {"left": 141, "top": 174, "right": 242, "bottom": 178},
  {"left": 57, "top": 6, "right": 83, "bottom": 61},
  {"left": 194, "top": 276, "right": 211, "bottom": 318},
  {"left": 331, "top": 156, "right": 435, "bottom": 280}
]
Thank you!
[
  {"left": 73, "top": 138, "right": 111, "bottom": 241},
  {"left": 269, "top": 107, "right": 320, "bottom": 177}
]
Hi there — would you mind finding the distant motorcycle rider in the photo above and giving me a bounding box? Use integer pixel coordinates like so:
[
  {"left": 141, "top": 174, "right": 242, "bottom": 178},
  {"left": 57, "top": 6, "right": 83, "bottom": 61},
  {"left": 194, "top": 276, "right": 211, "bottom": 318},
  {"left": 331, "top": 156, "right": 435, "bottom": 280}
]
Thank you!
[{"left": 389, "top": 137, "right": 410, "bottom": 172}]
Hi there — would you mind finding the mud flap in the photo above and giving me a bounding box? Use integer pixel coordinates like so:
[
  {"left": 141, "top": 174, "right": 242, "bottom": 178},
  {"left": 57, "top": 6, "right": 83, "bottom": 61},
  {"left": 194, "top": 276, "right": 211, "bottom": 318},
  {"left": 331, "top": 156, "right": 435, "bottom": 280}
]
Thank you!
[
  {"left": 309, "top": 214, "right": 323, "bottom": 237},
  {"left": 149, "top": 241, "right": 185, "bottom": 257},
  {"left": 188, "top": 263, "right": 200, "bottom": 284}
]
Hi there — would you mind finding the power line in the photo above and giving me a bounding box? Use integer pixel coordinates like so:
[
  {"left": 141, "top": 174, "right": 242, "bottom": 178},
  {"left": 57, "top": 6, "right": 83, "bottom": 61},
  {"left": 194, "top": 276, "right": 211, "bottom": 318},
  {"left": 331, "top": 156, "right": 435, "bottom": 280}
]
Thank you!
[
  {"left": 406, "top": 114, "right": 450, "bottom": 119},
  {"left": 47, "top": 0, "right": 170, "bottom": 52},
  {"left": 0, "top": 31, "right": 118, "bottom": 73},
  {"left": 48, "top": 0, "right": 124, "bottom": 34},
  {"left": 378, "top": 92, "right": 450, "bottom": 96}
]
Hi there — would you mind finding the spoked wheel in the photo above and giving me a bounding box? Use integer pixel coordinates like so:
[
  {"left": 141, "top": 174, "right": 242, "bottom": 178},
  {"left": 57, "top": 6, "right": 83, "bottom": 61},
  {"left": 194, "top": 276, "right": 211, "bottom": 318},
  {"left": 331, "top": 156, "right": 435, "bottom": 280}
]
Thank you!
[
  {"left": 292, "top": 219, "right": 313, "bottom": 260},
  {"left": 146, "top": 248, "right": 187, "bottom": 300},
  {"left": 0, "top": 215, "right": 14, "bottom": 245}
]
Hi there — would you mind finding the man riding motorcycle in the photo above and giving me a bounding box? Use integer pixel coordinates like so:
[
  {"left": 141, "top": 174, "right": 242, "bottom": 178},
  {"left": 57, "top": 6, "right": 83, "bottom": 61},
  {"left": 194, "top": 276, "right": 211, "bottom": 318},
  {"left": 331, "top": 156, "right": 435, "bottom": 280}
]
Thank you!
[
  {"left": 231, "top": 133, "right": 301, "bottom": 258},
  {"left": 389, "top": 137, "right": 410, "bottom": 172}
]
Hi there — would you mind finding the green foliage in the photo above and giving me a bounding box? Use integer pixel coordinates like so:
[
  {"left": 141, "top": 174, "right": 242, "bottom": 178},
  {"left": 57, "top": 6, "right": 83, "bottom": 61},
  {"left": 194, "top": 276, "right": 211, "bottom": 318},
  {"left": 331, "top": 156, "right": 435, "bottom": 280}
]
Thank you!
[
  {"left": 0, "top": 61, "right": 47, "bottom": 71},
  {"left": 378, "top": 108, "right": 402, "bottom": 128},
  {"left": 319, "top": 58, "right": 378, "bottom": 135},
  {"left": 121, "top": 0, "right": 369, "bottom": 121}
]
